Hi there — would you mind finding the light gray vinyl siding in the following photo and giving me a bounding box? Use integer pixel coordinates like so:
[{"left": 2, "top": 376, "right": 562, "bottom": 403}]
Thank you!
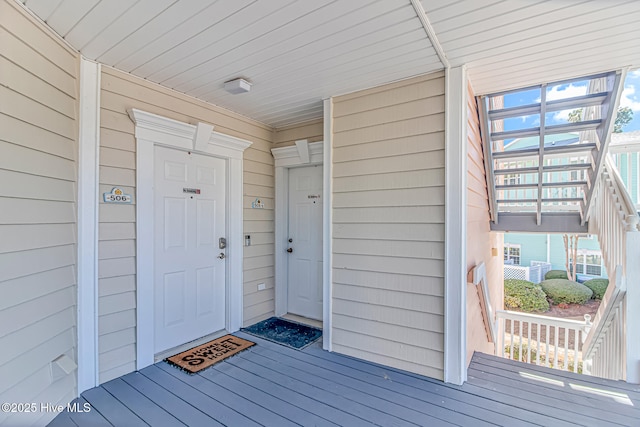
[
  {"left": 331, "top": 72, "right": 445, "bottom": 380},
  {"left": 0, "top": 1, "right": 79, "bottom": 425},
  {"left": 98, "top": 67, "right": 276, "bottom": 382}
]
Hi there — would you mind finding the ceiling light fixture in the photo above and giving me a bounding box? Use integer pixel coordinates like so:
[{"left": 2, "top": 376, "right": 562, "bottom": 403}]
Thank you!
[{"left": 224, "top": 78, "right": 252, "bottom": 94}]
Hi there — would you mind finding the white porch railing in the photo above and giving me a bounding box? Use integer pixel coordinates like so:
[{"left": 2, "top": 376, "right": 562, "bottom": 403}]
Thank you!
[
  {"left": 582, "top": 267, "right": 626, "bottom": 379},
  {"left": 582, "top": 155, "right": 640, "bottom": 382},
  {"left": 496, "top": 310, "right": 590, "bottom": 373},
  {"left": 589, "top": 156, "right": 639, "bottom": 276}
]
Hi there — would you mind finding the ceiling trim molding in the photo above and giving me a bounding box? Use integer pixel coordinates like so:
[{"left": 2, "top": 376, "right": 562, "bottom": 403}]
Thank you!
[{"left": 410, "top": 0, "right": 450, "bottom": 68}]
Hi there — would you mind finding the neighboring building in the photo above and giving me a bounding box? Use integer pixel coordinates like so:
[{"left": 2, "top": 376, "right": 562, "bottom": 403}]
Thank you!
[
  {"left": 504, "top": 233, "right": 607, "bottom": 279},
  {"left": 502, "top": 131, "right": 640, "bottom": 281},
  {"left": 610, "top": 131, "right": 640, "bottom": 209}
]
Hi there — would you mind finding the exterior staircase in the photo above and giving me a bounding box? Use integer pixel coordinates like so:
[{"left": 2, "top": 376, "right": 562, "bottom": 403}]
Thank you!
[
  {"left": 479, "top": 70, "right": 640, "bottom": 383},
  {"left": 478, "top": 70, "right": 626, "bottom": 233}
]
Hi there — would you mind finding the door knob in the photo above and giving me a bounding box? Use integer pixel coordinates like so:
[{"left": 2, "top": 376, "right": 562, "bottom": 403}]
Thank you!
[
  {"left": 218, "top": 252, "right": 226, "bottom": 259},
  {"left": 286, "top": 248, "right": 293, "bottom": 253}
]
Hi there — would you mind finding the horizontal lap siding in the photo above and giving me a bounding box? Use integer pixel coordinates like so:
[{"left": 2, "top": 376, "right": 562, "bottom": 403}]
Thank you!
[
  {"left": 465, "top": 82, "right": 503, "bottom": 364},
  {"left": 98, "top": 67, "right": 275, "bottom": 382},
  {"left": 331, "top": 72, "right": 445, "bottom": 380},
  {"left": 0, "top": 1, "right": 79, "bottom": 426},
  {"left": 273, "top": 118, "right": 324, "bottom": 148}
]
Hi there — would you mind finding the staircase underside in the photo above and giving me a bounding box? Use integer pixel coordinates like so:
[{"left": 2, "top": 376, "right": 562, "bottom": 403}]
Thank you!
[
  {"left": 478, "top": 71, "right": 627, "bottom": 233},
  {"left": 490, "top": 212, "right": 588, "bottom": 233}
]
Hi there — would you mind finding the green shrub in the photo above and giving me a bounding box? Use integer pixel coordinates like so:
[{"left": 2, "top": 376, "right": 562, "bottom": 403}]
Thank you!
[
  {"left": 545, "top": 270, "right": 568, "bottom": 280},
  {"left": 540, "top": 279, "right": 592, "bottom": 304},
  {"left": 583, "top": 278, "right": 609, "bottom": 300},
  {"left": 504, "top": 279, "right": 549, "bottom": 312}
]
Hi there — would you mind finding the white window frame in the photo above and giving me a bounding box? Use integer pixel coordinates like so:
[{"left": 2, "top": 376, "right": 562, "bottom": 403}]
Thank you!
[
  {"left": 573, "top": 249, "right": 604, "bottom": 277},
  {"left": 504, "top": 243, "right": 521, "bottom": 265}
]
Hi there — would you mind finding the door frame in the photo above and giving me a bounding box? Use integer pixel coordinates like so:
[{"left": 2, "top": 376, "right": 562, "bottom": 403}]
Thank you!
[
  {"left": 271, "top": 139, "right": 327, "bottom": 328},
  {"left": 129, "top": 109, "right": 252, "bottom": 370}
]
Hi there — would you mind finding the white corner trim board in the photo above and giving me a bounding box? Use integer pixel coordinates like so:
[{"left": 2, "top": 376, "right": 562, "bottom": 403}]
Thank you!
[
  {"left": 323, "top": 98, "right": 334, "bottom": 352},
  {"left": 271, "top": 140, "right": 324, "bottom": 324},
  {"left": 77, "top": 57, "right": 101, "bottom": 395},
  {"left": 444, "top": 65, "right": 468, "bottom": 385},
  {"left": 129, "top": 108, "right": 252, "bottom": 370}
]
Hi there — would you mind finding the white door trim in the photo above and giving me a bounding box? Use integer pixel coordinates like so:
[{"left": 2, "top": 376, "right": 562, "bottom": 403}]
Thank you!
[
  {"left": 444, "top": 65, "right": 468, "bottom": 385},
  {"left": 271, "top": 140, "right": 324, "bottom": 316},
  {"left": 129, "top": 108, "right": 252, "bottom": 370},
  {"left": 77, "top": 57, "right": 101, "bottom": 394}
]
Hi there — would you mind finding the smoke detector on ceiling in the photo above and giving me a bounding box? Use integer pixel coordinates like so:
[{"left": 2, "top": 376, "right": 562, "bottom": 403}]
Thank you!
[{"left": 224, "top": 78, "right": 252, "bottom": 94}]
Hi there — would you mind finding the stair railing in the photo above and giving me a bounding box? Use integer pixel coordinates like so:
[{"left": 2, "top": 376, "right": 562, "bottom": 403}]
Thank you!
[{"left": 582, "top": 155, "right": 640, "bottom": 382}]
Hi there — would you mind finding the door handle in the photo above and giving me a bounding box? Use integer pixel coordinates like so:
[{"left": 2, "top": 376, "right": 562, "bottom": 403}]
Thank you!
[
  {"left": 218, "top": 252, "right": 226, "bottom": 259},
  {"left": 286, "top": 248, "right": 293, "bottom": 253}
]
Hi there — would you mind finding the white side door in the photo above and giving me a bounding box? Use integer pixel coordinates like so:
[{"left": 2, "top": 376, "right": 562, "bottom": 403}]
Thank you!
[
  {"left": 287, "top": 165, "right": 323, "bottom": 320},
  {"left": 154, "top": 146, "right": 226, "bottom": 353}
]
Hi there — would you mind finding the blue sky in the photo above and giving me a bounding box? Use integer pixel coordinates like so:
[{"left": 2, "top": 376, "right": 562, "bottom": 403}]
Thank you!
[{"left": 502, "top": 69, "right": 640, "bottom": 132}]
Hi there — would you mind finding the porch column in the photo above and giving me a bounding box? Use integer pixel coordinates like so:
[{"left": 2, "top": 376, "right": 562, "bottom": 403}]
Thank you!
[
  {"left": 77, "top": 57, "right": 101, "bottom": 394},
  {"left": 444, "top": 65, "right": 468, "bottom": 385},
  {"left": 626, "top": 231, "right": 640, "bottom": 383}
]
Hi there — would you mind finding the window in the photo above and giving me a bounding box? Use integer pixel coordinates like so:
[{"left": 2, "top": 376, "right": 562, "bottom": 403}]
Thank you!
[
  {"left": 504, "top": 244, "right": 521, "bottom": 265},
  {"left": 505, "top": 174, "right": 520, "bottom": 186},
  {"left": 570, "top": 250, "right": 603, "bottom": 277}
]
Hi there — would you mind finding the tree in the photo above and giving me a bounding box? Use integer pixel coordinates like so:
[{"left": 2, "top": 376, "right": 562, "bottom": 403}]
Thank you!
[
  {"left": 614, "top": 106, "right": 633, "bottom": 133},
  {"left": 568, "top": 108, "right": 582, "bottom": 123},
  {"left": 563, "top": 234, "right": 580, "bottom": 282},
  {"left": 567, "top": 106, "right": 633, "bottom": 133}
]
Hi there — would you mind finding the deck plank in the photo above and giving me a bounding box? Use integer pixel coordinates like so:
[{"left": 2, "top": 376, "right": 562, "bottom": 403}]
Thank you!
[
  {"left": 469, "top": 359, "right": 640, "bottom": 420},
  {"left": 245, "top": 334, "right": 531, "bottom": 426},
  {"left": 297, "top": 341, "right": 578, "bottom": 427},
  {"left": 48, "top": 335, "right": 640, "bottom": 427},
  {"left": 139, "top": 365, "right": 261, "bottom": 426},
  {"left": 82, "top": 386, "right": 147, "bottom": 427},
  {"left": 67, "top": 397, "right": 112, "bottom": 427},
  {"left": 101, "top": 377, "right": 186, "bottom": 427},
  {"left": 226, "top": 351, "right": 426, "bottom": 426},
  {"left": 207, "top": 356, "right": 371, "bottom": 426},
  {"left": 46, "top": 411, "right": 78, "bottom": 427},
  {"left": 473, "top": 351, "right": 640, "bottom": 395},
  {"left": 243, "top": 343, "right": 491, "bottom": 426},
  {"left": 468, "top": 366, "right": 636, "bottom": 426},
  {"left": 155, "top": 362, "right": 294, "bottom": 427},
  {"left": 120, "top": 371, "right": 223, "bottom": 427},
  {"left": 463, "top": 373, "right": 609, "bottom": 427},
  {"left": 300, "top": 339, "right": 562, "bottom": 426},
  {"left": 199, "top": 358, "right": 336, "bottom": 427}
]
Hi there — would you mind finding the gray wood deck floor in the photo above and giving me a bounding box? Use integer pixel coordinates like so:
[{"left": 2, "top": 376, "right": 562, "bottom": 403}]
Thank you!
[{"left": 50, "top": 332, "right": 640, "bottom": 426}]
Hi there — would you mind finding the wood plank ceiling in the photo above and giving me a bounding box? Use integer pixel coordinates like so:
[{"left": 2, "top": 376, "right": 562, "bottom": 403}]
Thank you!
[
  {"left": 20, "top": 0, "right": 442, "bottom": 127},
  {"left": 20, "top": 0, "right": 640, "bottom": 127},
  {"left": 421, "top": 0, "right": 640, "bottom": 95}
]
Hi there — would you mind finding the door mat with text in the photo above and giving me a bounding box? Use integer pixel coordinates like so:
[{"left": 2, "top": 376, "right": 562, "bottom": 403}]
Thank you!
[{"left": 165, "top": 335, "right": 255, "bottom": 374}]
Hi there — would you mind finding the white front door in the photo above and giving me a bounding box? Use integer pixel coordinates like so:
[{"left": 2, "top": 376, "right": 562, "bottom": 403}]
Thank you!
[
  {"left": 154, "top": 146, "right": 226, "bottom": 353},
  {"left": 287, "top": 165, "right": 323, "bottom": 320}
]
